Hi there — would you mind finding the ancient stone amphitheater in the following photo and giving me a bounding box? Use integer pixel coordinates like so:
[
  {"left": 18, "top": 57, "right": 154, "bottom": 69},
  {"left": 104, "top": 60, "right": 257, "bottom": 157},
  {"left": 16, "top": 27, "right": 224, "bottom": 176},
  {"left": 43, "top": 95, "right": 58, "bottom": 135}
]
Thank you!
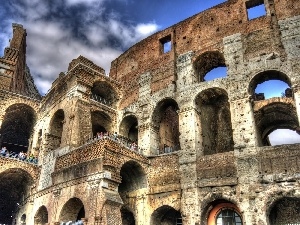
[{"left": 0, "top": 0, "right": 299, "bottom": 224}]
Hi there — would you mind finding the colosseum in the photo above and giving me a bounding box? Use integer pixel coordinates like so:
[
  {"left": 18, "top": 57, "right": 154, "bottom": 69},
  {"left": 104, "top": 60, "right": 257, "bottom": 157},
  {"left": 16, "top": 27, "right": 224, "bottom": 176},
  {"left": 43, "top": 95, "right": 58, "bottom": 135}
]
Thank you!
[{"left": 0, "top": 0, "right": 300, "bottom": 224}]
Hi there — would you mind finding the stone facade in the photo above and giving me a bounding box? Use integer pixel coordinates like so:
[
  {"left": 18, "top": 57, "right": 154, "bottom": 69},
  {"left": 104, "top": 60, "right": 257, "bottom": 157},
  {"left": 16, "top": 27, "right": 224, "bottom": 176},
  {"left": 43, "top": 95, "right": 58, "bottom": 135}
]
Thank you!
[{"left": 0, "top": 0, "right": 300, "bottom": 224}]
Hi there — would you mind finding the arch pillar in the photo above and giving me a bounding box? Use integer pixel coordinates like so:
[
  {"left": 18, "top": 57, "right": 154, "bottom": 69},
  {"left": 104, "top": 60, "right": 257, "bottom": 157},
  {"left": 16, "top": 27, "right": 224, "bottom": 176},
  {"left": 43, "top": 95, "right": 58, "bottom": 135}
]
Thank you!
[
  {"left": 292, "top": 84, "right": 300, "bottom": 125},
  {"left": 229, "top": 95, "right": 259, "bottom": 149}
]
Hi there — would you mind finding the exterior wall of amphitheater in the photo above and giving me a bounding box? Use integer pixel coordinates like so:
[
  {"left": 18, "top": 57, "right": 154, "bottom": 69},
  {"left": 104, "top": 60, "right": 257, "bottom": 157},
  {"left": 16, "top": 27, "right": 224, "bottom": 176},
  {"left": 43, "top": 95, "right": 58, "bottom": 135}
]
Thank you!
[{"left": 0, "top": 0, "right": 300, "bottom": 224}]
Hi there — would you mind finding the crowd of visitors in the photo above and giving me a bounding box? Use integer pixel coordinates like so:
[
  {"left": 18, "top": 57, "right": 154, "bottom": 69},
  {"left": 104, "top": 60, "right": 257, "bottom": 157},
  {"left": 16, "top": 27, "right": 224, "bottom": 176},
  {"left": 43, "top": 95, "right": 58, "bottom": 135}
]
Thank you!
[
  {"left": 0, "top": 146, "right": 38, "bottom": 164},
  {"left": 60, "top": 221, "right": 83, "bottom": 225},
  {"left": 89, "top": 131, "right": 144, "bottom": 154}
]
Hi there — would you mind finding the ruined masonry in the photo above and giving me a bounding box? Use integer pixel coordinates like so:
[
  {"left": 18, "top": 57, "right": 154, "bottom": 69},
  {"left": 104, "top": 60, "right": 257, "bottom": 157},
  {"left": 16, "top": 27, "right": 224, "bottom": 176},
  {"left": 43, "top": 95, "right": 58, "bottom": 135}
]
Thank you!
[{"left": 0, "top": 0, "right": 300, "bottom": 224}]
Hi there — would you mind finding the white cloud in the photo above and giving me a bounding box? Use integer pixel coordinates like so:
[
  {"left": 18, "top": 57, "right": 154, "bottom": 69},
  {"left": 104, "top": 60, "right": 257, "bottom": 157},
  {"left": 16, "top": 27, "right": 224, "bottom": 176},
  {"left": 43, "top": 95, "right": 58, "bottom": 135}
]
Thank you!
[
  {"left": 269, "top": 129, "right": 300, "bottom": 145},
  {"left": 135, "top": 23, "right": 159, "bottom": 36}
]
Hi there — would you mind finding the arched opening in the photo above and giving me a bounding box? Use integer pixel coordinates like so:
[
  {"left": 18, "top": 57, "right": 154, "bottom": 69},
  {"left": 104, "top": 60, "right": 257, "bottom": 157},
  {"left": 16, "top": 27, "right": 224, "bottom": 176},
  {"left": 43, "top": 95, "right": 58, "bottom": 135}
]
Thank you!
[
  {"left": 268, "top": 197, "right": 300, "bottom": 225},
  {"left": 119, "top": 115, "right": 138, "bottom": 143},
  {"left": 0, "top": 104, "right": 36, "bottom": 153},
  {"left": 268, "top": 128, "right": 300, "bottom": 145},
  {"left": 152, "top": 99, "right": 180, "bottom": 154},
  {"left": 249, "top": 70, "right": 292, "bottom": 100},
  {"left": 91, "top": 81, "right": 118, "bottom": 107},
  {"left": 194, "top": 51, "right": 227, "bottom": 82},
  {"left": 254, "top": 102, "right": 299, "bottom": 146},
  {"left": 118, "top": 161, "right": 147, "bottom": 203},
  {"left": 121, "top": 206, "right": 135, "bottom": 225},
  {"left": 34, "top": 206, "right": 48, "bottom": 225},
  {"left": 204, "top": 200, "right": 242, "bottom": 225},
  {"left": 91, "top": 110, "right": 112, "bottom": 137},
  {"left": 0, "top": 169, "right": 34, "bottom": 225},
  {"left": 150, "top": 205, "right": 182, "bottom": 225},
  {"left": 195, "top": 88, "right": 234, "bottom": 155},
  {"left": 48, "top": 109, "right": 65, "bottom": 150},
  {"left": 59, "top": 197, "right": 85, "bottom": 223}
]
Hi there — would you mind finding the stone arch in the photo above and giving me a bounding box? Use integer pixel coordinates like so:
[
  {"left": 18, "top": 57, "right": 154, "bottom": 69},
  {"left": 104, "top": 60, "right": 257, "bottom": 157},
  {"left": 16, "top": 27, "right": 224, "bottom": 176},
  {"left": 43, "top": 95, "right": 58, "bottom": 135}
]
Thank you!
[
  {"left": 201, "top": 199, "right": 243, "bottom": 225},
  {"left": 59, "top": 197, "right": 85, "bottom": 223},
  {"left": 254, "top": 102, "right": 299, "bottom": 146},
  {"left": 34, "top": 205, "right": 48, "bottom": 225},
  {"left": 151, "top": 98, "right": 180, "bottom": 154},
  {"left": 119, "top": 115, "right": 139, "bottom": 143},
  {"left": 121, "top": 205, "right": 136, "bottom": 225},
  {"left": 118, "top": 160, "right": 147, "bottom": 203},
  {"left": 91, "top": 80, "right": 119, "bottom": 107},
  {"left": 150, "top": 205, "right": 182, "bottom": 225},
  {"left": 268, "top": 197, "right": 300, "bottom": 225},
  {"left": 91, "top": 110, "right": 113, "bottom": 137},
  {"left": 193, "top": 51, "right": 226, "bottom": 82},
  {"left": 0, "top": 103, "right": 37, "bottom": 153},
  {"left": 0, "top": 168, "right": 34, "bottom": 225},
  {"left": 249, "top": 70, "right": 292, "bottom": 100},
  {"left": 195, "top": 88, "right": 234, "bottom": 155},
  {"left": 47, "top": 109, "right": 65, "bottom": 151}
]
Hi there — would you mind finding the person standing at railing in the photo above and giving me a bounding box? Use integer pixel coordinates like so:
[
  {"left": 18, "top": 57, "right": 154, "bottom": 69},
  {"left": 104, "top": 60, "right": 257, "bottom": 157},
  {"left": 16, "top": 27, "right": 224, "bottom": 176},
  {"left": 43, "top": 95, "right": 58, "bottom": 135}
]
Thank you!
[{"left": 0, "top": 146, "right": 7, "bottom": 156}]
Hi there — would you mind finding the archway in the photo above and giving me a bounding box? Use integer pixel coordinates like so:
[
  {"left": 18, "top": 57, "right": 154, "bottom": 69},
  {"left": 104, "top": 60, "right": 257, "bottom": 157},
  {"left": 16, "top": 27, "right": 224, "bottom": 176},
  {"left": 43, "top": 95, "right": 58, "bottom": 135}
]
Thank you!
[
  {"left": 34, "top": 205, "right": 48, "bottom": 225},
  {"left": 194, "top": 51, "right": 227, "bottom": 82},
  {"left": 195, "top": 88, "right": 234, "bottom": 155},
  {"left": 119, "top": 115, "right": 138, "bottom": 143},
  {"left": 91, "top": 110, "right": 112, "bottom": 137},
  {"left": 249, "top": 70, "right": 292, "bottom": 100},
  {"left": 118, "top": 161, "right": 147, "bottom": 203},
  {"left": 91, "top": 81, "right": 118, "bottom": 107},
  {"left": 203, "top": 200, "right": 243, "bottom": 225},
  {"left": 150, "top": 205, "right": 182, "bottom": 225},
  {"left": 254, "top": 102, "right": 299, "bottom": 146},
  {"left": 152, "top": 98, "right": 180, "bottom": 154},
  {"left": 0, "top": 104, "right": 36, "bottom": 153},
  {"left": 59, "top": 197, "right": 85, "bottom": 223},
  {"left": 121, "top": 206, "right": 135, "bottom": 225},
  {"left": 0, "top": 169, "right": 34, "bottom": 225},
  {"left": 48, "top": 109, "right": 65, "bottom": 150},
  {"left": 268, "top": 197, "right": 300, "bottom": 225}
]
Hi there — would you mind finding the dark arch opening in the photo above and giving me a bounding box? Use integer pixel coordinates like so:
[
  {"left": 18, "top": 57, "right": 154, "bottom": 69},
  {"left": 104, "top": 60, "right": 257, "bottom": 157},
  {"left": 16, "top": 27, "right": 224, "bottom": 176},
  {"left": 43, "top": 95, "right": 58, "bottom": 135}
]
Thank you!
[
  {"left": 91, "top": 81, "right": 118, "bottom": 107},
  {"left": 152, "top": 98, "right": 180, "bottom": 154},
  {"left": 59, "top": 197, "right": 85, "bottom": 223},
  {"left": 34, "top": 205, "right": 48, "bottom": 225},
  {"left": 48, "top": 109, "right": 65, "bottom": 150},
  {"left": 150, "top": 205, "right": 182, "bottom": 225},
  {"left": 118, "top": 161, "right": 147, "bottom": 203},
  {"left": 121, "top": 206, "right": 135, "bottom": 225},
  {"left": 269, "top": 197, "right": 300, "bottom": 225},
  {"left": 119, "top": 115, "right": 138, "bottom": 143},
  {"left": 91, "top": 110, "right": 112, "bottom": 137},
  {"left": 195, "top": 88, "right": 234, "bottom": 155},
  {"left": 0, "top": 104, "right": 36, "bottom": 153},
  {"left": 254, "top": 102, "right": 299, "bottom": 146},
  {"left": 249, "top": 70, "right": 292, "bottom": 100},
  {"left": 194, "top": 51, "right": 227, "bottom": 82},
  {"left": 0, "top": 169, "right": 34, "bottom": 225}
]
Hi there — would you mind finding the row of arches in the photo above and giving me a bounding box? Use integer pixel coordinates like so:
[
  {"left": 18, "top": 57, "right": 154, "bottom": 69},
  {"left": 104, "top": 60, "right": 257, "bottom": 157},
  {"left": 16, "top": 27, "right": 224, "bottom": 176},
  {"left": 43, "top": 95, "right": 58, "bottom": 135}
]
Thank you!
[{"left": 26, "top": 197, "right": 300, "bottom": 225}]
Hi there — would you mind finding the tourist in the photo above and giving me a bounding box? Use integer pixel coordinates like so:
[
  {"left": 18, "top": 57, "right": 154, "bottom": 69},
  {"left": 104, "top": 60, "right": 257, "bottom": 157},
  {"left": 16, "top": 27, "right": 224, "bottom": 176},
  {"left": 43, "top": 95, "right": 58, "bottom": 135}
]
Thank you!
[{"left": 0, "top": 146, "right": 7, "bottom": 156}]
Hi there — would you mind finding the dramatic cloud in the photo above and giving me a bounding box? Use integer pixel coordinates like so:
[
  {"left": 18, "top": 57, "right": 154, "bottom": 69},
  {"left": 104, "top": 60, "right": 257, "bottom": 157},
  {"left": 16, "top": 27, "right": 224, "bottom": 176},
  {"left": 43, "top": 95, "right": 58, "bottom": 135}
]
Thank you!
[{"left": 0, "top": 0, "right": 159, "bottom": 95}]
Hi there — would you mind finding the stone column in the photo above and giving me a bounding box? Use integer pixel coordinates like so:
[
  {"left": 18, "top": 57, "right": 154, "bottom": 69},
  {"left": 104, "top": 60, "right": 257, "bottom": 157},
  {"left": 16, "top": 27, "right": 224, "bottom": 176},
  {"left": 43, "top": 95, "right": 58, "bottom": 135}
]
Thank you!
[
  {"left": 229, "top": 95, "right": 258, "bottom": 149},
  {"left": 178, "top": 106, "right": 200, "bottom": 224},
  {"left": 81, "top": 218, "right": 88, "bottom": 225},
  {"left": 292, "top": 84, "right": 300, "bottom": 123},
  {"left": 176, "top": 51, "right": 197, "bottom": 91}
]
